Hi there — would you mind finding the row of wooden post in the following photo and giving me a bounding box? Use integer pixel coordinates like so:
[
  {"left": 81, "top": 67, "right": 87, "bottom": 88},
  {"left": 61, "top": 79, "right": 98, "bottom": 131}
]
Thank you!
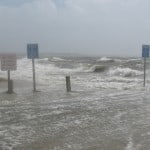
[{"left": 6, "top": 75, "right": 72, "bottom": 94}]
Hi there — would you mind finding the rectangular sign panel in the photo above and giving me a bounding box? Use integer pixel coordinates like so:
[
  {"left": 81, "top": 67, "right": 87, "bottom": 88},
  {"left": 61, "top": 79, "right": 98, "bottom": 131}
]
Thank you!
[
  {"left": 0, "top": 53, "right": 17, "bottom": 71},
  {"left": 142, "top": 45, "right": 150, "bottom": 58},
  {"left": 27, "top": 44, "right": 39, "bottom": 59}
]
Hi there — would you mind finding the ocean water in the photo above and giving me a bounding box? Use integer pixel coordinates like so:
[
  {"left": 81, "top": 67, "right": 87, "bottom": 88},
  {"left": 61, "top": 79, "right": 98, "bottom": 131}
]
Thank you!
[{"left": 0, "top": 56, "right": 150, "bottom": 150}]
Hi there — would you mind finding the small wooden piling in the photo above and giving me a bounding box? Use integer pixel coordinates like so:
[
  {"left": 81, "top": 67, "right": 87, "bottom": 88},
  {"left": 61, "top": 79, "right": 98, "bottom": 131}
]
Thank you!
[
  {"left": 7, "top": 80, "right": 14, "bottom": 94},
  {"left": 66, "top": 76, "right": 71, "bottom": 92}
]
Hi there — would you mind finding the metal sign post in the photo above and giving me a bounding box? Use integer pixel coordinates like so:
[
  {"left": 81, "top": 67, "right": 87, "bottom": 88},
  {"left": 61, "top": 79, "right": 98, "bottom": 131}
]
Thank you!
[
  {"left": 8, "top": 70, "right": 10, "bottom": 91},
  {"left": 32, "top": 58, "right": 36, "bottom": 92},
  {"left": 7, "top": 70, "right": 13, "bottom": 94},
  {"left": 142, "top": 45, "right": 150, "bottom": 87},
  {"left": 27, "top": 43, "right": 39, "bottom": 92},
  {"left": 0, "top": 53, "right": 17, "bottom": 93},
  {"left": 143, "top": 57, "right": 146, "bottom": 87}
]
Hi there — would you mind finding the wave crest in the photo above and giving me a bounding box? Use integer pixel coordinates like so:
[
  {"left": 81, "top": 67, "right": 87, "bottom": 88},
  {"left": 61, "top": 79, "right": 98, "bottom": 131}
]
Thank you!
[
  {"left": 108, "top": 67, "right": 142, "bottom": 77},
  {"left": 96, "top": 57, "right": 115, "bottom": 62},
  {"left": 89, "top": 65, "right": 107, "bottom": 73}
]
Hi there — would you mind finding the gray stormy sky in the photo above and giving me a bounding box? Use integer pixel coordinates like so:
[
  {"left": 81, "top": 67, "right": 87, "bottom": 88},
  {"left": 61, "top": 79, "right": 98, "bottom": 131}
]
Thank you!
[{"left": 0, "top": 0, "right": 149, "bottom": 56}]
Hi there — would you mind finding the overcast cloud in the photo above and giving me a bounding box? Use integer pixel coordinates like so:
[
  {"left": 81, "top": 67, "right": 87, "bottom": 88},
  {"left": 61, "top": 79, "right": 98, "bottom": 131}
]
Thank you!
[{"left": 0, "top": 0, "right": 149, "bottom": 56}]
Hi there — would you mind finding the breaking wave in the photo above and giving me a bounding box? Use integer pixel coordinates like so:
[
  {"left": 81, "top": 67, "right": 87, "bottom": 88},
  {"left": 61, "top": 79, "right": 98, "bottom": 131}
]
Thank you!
[
  {"left": 50, "top": 57, "right": 70, "bottom": 62},
  {"left": 0, "top": 56, "right": 145, "bottom": 90},
  {"left": 108, "top": 67, "right": 142, "bottom": 77},
  {"left": 88, "top": 65, "right": 107, "bottom": 73},
  {"left": 96, "top": 57, "right": 115, "bottom": 62}
]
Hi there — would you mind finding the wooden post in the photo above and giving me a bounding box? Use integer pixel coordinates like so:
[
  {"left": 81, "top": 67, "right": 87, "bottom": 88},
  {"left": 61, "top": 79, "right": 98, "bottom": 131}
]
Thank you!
[
  {"left": 66, "top": 76, "right": 71, "bottom": 92},
  {"left": 7, "top": 70, "right": 13, "bottom": 94},
  {"left": 32, "top": 58, "right": 36, "bottom": 92}
]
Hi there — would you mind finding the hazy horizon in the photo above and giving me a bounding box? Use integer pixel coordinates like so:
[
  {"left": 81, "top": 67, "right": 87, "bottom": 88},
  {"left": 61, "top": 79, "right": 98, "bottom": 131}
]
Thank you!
[{"left": 0, "top": 0, "right": 150, "bottom": 57}]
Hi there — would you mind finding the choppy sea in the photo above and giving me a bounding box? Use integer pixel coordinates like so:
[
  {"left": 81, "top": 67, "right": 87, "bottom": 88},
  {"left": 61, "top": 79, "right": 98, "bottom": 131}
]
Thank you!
[{"left": 0, "top": 55, "right": 150, "bottom": 150}]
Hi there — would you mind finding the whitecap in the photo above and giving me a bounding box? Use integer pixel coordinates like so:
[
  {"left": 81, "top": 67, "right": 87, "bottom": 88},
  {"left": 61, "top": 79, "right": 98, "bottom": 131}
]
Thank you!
[
  {"left": 96, "top": 57, "right": 114, "bottom": 62},
  {"left": 108, "top": 67, "right": 142, "bottom": 77}
]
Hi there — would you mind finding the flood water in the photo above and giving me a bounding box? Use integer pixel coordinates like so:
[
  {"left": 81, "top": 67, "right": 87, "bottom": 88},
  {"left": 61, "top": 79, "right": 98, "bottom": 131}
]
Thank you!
[{"left": 0, "top": 56, "right": 150, "bottom": 150}]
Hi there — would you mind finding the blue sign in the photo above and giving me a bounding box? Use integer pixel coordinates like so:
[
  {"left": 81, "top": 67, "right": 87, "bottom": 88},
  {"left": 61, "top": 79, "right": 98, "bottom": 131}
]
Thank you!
[
  {"left": 142, "top": 45, "right": 150, "bottom": 58},
  {"left": 27, "top": 44, "right": 39, "bottom": 59}
]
